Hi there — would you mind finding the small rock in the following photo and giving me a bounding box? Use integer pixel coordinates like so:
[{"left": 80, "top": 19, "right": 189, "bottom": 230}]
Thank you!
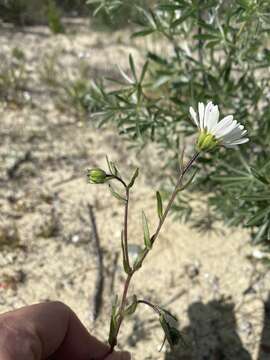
[
  {"left": 238, "top": 320, "right": 253, "bottom": 336},
  {"left": 71, "top": 234, "right": 80, "bottom": 244},
  {"left": 252, "top": 249, "right": 267, "bottom": 260},
  {"left": 185, "top": 262, "right": 200, "bottom": 279}
]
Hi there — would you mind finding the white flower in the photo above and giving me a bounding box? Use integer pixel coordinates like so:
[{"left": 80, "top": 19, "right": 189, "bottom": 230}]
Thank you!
[{"left": 189, "top": 101, "right": 249, "bottom": 151}]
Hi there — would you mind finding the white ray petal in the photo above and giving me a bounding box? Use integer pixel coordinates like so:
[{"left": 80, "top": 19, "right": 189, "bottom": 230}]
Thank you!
[
  {"left": 204, "top": 102, "right": 213, "bottom": 130},
  {"left": 206, "top": 105, "right": 219, "bottom": 132},
  {"left": 215, "top": 120, "right": 238, "bottom": 139},
  {"left": 198, "top": 102, "right": 205, "bottom": 129},
  {"left": 222, "top": 128, "right": 247, "bottom": 142},
  {"left": 224, "top": 138, "right": 249, "bottom": 146},
  {"left": 189, "top": 106, "right": 198, "bottom": 127},
  {"left": 212, "top": 115, "right": 234, "bottom": 136}
]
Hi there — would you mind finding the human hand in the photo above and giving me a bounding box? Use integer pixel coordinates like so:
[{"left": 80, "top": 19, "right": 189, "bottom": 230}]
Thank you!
[{"left": 0, "top": 301, "right": 130, "bottom": 360}]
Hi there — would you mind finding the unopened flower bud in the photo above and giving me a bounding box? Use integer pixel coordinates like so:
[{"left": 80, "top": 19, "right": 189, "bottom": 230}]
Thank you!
[{"left": 87, "top": 168, "right": 108, "bottom": 184}]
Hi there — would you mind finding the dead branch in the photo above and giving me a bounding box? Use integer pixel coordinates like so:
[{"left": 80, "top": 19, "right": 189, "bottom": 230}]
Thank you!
[{"left": 88, "top": 203, "right": 104, "bottom": 321}]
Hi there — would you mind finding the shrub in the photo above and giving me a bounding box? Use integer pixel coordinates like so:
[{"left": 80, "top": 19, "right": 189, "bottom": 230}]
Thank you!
[
  {"left": 47, "top": 0, "right": 65, "bottom": 33},
  {"left": 0, "top": 0, "right": 47, "bottom": 25},
  {"left": 87, "top": 0, "right": 270, "bottom": 246},
  {"left": 0, "top": 0, "right": 86, "bottom": 26}
]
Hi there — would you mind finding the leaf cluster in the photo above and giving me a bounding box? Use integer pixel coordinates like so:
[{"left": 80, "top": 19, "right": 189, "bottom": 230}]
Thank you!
[{"left": 88, "top": 0, "right": 270, "bottom": 247}]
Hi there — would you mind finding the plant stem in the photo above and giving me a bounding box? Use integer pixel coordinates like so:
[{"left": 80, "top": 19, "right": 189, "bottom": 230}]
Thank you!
[
  {"left": 110, "top": 175, "right": 131, "bottom": 271},
  {"left": 103, "top": 152, "right": 200, "bottom": 359},
  {"left": 113, "top": 273, "right": 132, "bottom": 337},
  {"left": 137, "top": 299, "right": 160, "bottom": 315},
  {"left": 124, "top": 187, "right": 131, "bottom": 271},
  {"left": 150, "top": 152, "right": 200, "bottom": 248}
]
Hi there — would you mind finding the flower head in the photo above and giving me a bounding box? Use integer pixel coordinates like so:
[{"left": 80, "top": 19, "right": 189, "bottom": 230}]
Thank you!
[{"left": 189, "top": 101, "right": 249, "bottom": 151}]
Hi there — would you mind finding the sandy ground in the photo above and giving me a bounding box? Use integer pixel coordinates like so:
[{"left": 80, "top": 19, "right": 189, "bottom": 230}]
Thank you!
[{"left": 0, "top": 19, "right": 270, "bottom": 360}]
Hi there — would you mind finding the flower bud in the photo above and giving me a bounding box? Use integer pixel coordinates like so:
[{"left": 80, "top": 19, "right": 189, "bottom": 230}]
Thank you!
[
  {"left": 197, "top": 132, "right": 218, "bottom": 152},
  {"left": 87, "top": 168, "right": 108, "bottom": 184}
]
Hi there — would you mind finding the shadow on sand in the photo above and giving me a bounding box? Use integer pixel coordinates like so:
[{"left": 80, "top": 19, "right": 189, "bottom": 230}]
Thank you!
[{"left": 164, "top": 298, "right": 252, "bottom": 360}]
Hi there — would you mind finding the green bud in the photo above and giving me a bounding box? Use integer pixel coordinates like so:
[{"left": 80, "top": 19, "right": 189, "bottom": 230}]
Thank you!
[
  {"left": 197, "top": 131, "right": 218, "bottom": 152},
  {"left": 87, "top": 168, "right": 108, "bottom": 184}
]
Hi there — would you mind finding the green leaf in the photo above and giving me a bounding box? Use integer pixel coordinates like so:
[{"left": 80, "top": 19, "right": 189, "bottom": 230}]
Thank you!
[
  {"left": 108, "top": 184, "right": 126, "bottom": 202},
  {"left": 171, "top": 9, "right": 195, "bottom": 28},
  {"left": 124, "top": 295, "right": 138, "bottom": 316},
  {"left": 142, "top": 211, "right": 152, "bottom": 250},
  {"left": 253, "top": 222, "right": 269, "bottom": 244},
  {"left": 147, "top": 51, "right": 168, "bottom": 65},
  {"left": 178, "top": 169, "right": 198, "bottom": 191},
  {"left": 133, "top": 247, "right": 148, "bottom": 270},
  {"left": 250, "top": 167, "right": 269, "bottom": 185},
  {"left": 110, "top": 162, "right": 119, "bottom": 177},
  {"left": 236, "top": 0, "right": 251, "bottom": 9},
  {"left": 135, "top": 6, "right": 157, "bottom": 29},
  {"left": 139, "top": 61, "right": 149, "bottom": 84},
  {"left": 156, "top": 191, "right": 163, "bottom": 220},
  {"left": 246, "top": 207, "right": 270, "bottom": 226},
  {"left": 240, "top": 192, "right": 270, "bottom": 201},
  {"left": 158, "top": 307, "right": 185, "bottom": 349},
  {"left": 159, "top": 314, "right": 182, "bottom": 350},
  {"left": 108, "top": 296, "right": 119, "bottom": 348},
  {"left": 129, "top": 54, "right": 137, "bottom": 83},
  {"left": 193, "top": 33, "right": 220, "bottom": 41},
  {"left": 212, "top": 176, "right": 250, "bottom": 183},
  {"left": 128, "top": 168, "right": 139, "bottom": 188},
  {"left": 106, "top": 155, "right": 114, "bottom": 174},
  {"left": 132, "top": 29, "right": 155, "bottom": 38},
  {"left": 121, "top": 230, "right": 131, "bottom": 274}
]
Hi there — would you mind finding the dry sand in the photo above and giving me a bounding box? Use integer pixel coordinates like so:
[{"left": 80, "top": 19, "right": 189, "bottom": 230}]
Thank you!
[{"left": 0, "top": 19, "right": 269, "bottom": 360}]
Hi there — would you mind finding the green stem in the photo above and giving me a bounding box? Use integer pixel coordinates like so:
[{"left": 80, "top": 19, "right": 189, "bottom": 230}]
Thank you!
[
  {"left": 101, "top": 152, "right": 200, "bottom": 359},
  {"left": 124, "top": 187, "right": 131, "bottom": 271}
]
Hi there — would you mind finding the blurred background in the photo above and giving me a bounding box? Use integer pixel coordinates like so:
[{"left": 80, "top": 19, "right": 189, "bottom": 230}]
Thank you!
[{"left": 0, "top": 1, "right": 270, "bottom": 359}]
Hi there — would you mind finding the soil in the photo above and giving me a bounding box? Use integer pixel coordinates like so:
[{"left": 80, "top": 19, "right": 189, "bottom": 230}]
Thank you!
[{"left": 0, "top": 18, "right": 269, "bottom": 360}]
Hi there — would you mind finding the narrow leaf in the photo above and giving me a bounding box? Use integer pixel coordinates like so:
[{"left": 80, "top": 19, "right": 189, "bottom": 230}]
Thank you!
[
  {"left": 142, "top": 211, "right": 152, "bottom": 249},
  {"left": 156, "top": 191, "right": 163, "bottom": 220},
  {"left": 128, "top": 168, "right": 139, "bottom": 188},
  {"left": 129, "top": 54, "right": 137, "bottom": 82},
  {"left": 124, "top": 295, "right": 138, "bottom": 316},
  {"left": 178, "top": 169, "right": 198, "bottom": 191},
  {"left": 108, "top": 184, "right": 126, "bottom": 202},
  {"left": 171, "top": 9, "right": 194, "bottom": 28},
  {"left": 121, "top": 230, "right": 131, "bottom": 274},
  {"left": 246, "top": 208, "right": 270, "bottom": 226},
  {"left": 159, "top": 309, "right": 185, "bottom": 350},
  {"left": 133, "top": 247, "right": 148, "bottom": 270},
  {"left": 139, "top": 60, "right": 149, "bottom": 84},
  {"left": 250, "top": 167, "right": 269, "bottom": 185},
  {"left": 108, "top": 297, "right": 119, "bottom": 347},
  {"left": 110, "top": 161, "right": 119, "bottom": 176},
  {"left": 132, "top": 28, "right": 155, "bottom": 38},
  {"left": 106, "top": 155, "right": 113, "bottom": 174}
]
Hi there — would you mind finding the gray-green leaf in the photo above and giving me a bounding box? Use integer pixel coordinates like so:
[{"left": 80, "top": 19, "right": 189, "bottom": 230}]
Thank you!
[
  {"left": 142, "top": 211, "right": 152, "bottom": 249},
  {"left": 128, "top": 168, "right": 139, "bottom": 188},
  {"left": 156, "top": 191, "right": 163, "bottom": 220},
  {"left": 124, "top": 295, "right": 138, "bottom": 316},
  {"left": 108, "top": 184, "right": 126, "bottom": 202}
]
